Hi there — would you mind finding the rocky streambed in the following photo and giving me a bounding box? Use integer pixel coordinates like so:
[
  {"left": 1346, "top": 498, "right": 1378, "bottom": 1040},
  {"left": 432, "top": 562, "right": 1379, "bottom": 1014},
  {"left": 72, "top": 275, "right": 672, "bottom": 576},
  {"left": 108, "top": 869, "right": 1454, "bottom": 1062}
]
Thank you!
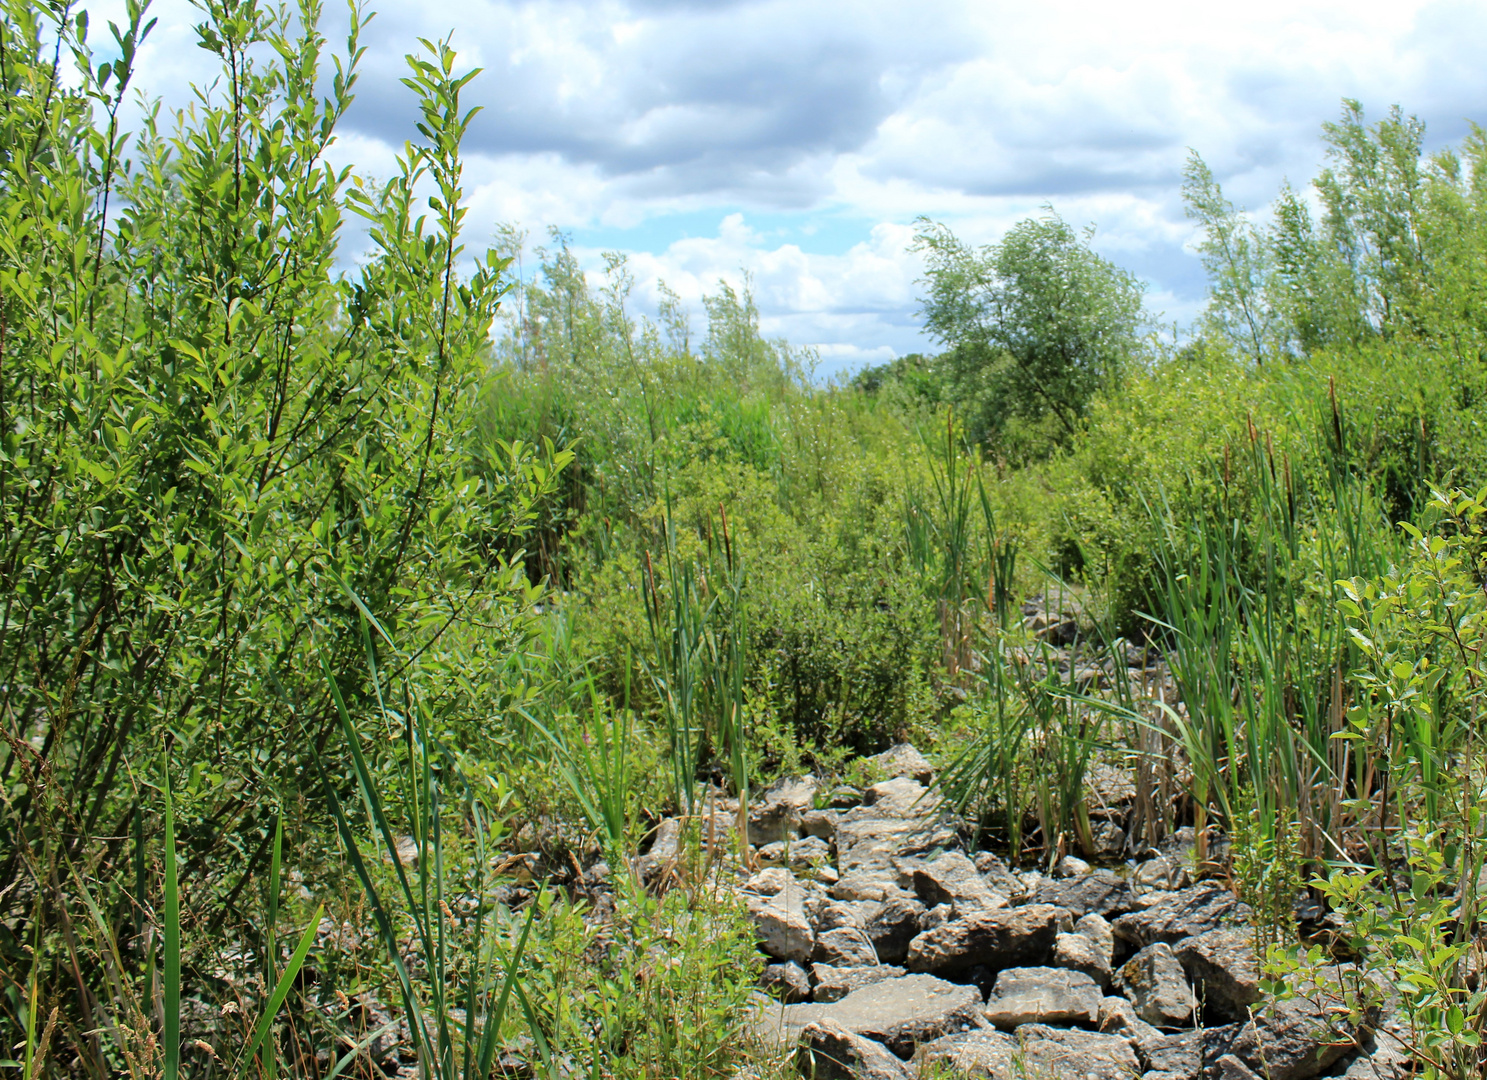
[{"left": 632, "top": 743, "right": 1413, "bottom": 1080}]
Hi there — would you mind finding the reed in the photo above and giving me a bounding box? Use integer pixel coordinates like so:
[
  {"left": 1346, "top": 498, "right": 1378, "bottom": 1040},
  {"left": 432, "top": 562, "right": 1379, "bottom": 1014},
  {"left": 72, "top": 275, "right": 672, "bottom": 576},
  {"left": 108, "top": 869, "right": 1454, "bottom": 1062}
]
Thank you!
[
  {"left": 641, "top": 503, "right": 750, "bottom": 841},
  {"left": 314, "top": 614, "right": 539, "bottom": 1080}
]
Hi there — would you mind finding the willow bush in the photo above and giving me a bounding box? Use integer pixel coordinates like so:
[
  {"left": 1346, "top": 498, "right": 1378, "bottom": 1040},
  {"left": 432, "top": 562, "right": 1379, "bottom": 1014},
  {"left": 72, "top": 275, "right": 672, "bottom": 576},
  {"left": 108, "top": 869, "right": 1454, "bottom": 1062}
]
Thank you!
[{"left": 0, "top": 0, "right": 568, "bottom": 1070}]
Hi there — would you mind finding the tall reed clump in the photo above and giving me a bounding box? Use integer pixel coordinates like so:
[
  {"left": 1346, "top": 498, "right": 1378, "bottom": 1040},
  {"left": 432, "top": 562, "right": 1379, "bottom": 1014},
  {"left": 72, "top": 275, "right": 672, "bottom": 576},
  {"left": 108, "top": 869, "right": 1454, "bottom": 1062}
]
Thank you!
[
  {"left": 937, "top": 620, "right": 1112, "bottom": 866},
  {"left": 905, "top": 411, "right": 1020, "bottom": 674},
  {"left": 316, "top": 615, "right": 541, "bottom": 1080},
  {"left": 1139, "top": 387, "right": 1402, "bottom": 874},
  {"left": 642, "top": 504, "right": 749, "bottom": 846}
]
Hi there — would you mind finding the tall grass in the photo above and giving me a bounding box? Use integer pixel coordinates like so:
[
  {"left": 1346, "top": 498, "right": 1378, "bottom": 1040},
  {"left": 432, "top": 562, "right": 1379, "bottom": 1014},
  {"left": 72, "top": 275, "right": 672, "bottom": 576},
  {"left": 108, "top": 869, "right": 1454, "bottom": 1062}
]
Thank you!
[
  {"left": 1138, "top": 393, "right": 1404, "bottom": 864},
  {"left": 314, "top": 614, "right": 541, "bottom": 1080},
  {"left": 906, "top": 412, "right": 1021, "bottom": 675},
  {"left": 642, "top": 504, "right": 749, "bottom": 835}
]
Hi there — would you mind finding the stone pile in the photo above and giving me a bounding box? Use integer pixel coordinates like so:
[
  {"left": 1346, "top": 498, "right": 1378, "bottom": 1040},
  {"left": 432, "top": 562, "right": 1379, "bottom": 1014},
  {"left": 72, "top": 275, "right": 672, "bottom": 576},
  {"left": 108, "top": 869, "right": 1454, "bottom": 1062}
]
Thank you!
[{"left": 631, "top": 742, "right": 1405, "bottom": 1080}]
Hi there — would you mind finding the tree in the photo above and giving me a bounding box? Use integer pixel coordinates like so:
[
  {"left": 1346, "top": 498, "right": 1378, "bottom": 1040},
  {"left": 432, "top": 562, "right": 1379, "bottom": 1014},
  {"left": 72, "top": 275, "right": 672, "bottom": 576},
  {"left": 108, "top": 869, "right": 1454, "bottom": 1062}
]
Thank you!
[
  {"left": 1181, "top": 151, "right": 1281, "bottom": 363},
  {"left": 913, "top": 211, "right": 1147, "bottom": 447}
]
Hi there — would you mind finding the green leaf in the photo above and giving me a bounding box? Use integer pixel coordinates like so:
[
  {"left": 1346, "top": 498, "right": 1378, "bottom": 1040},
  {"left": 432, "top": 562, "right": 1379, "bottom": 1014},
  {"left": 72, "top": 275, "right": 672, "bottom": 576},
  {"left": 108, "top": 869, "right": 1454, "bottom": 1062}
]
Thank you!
[{"left": 238, "top": 903, "right": 325, "bottom": 1073}]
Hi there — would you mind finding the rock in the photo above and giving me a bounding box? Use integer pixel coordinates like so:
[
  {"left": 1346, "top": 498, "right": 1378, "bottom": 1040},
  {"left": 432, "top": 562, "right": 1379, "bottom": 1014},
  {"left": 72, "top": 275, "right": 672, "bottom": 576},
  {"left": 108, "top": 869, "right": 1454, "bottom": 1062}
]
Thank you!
[
  {"left": 912, "top": 850, "right": 1008, "bottom": 917},
  {"left": 636, "top": 813, "right": 736, "bottom": 882},
  {"left": 869, "top": 743, "right": 935, "bottom": 785},
  {"left": 802, "top": 809, "right": 839, "bottom": 840},
  {"left": 1091, "top": 821, "right": 1127, "bottom": 857},
  {"left": 905, "top": 904, "right": 1065, "bottom": 978},
  {"left": 1053, "top": 931, "right": 1112, "bottom": 989},
  {"left": 983, "top": 966, "right": 1102, "bottom": 1029},
  {"left": 1055, "top": 855, "right": 1091, "bottom": 877},
  {"left": 744, "top": 867, "right": 795, "bottom": 896},
  {"left": 1015, "top": 1025, "right": 1142, "bottom": 1080},
  {"left": 922, "top": 903, "right": 954, "bottom": 931},
  {"left": 814, "top": 900, "right": 880, "bottom": 933},
  {"left": 914, "top": 1029, "right": 1019, "bottom": 1077},
  {"left": 815, "top": 927, "right": 880, "bottom": 968},
  {"left": 974, "top": 852, "right": 1027, "bottom": 903},
  {"left": 1138, "top": 1026, "right": 1240, "bottom": 1080},
  {"left": 796, "top": 1020, "right": 912, "bottom": 1080},
  {"left": 1097, "top": 995, "right": 1162, "bottom": 1045},
  {"left": 1119, "top": 942, "right": 1196, "bottom": 1027},
  {"left": 762, "top": 961, "right": 812, "bottom": 1003},
  {"left": 831, "top": 872, "right": 910, "bottom": 903},
  {"left": 1076, "top": 912, "right": 1115, "bottom": 964},
  {"left": 1114, "top": 885, "right": 1251, "bottom": 948},
  {"left": 1172, "top": 929, "right": 1260, "bottom": 1021},
  {"left": 1033, "top": 869, "right": 1138, "bottom": 918},
  {"left": 1342, "top": 1028, "right": 1410, "bottom": 1080},
  {"left": 827, "top": 974, "right": 987, "bottom": 1058},
  {"left": 636, "top": 817, "right": 682, "bottom": 883},
  {"left": 755, "top": 974, "right": 986, "bottom": 1060},
  {"left": 866, "top": 894, "right": 927, "bottom": 965},
  {"left": 1030, "top": 615, "right": 1080, "bottom": 646},
  {"left": 1215, "top": 1054, "right": 1262, "bottom": 1080},
  {"left": 860, "top": 777, "right": 939, "bottom": 816},
  {"left": 1087, "top": 760, "right": 1137, "bottom": 811},
  {"left": 749, "top": 887, "right": 815, "bottom": 963},
  {"left": 757, "top": 835, "right": 832, "bottom": 869},
  {"left": 811, "top": 964, "right": 906, "bottom": 1004},
  {"left": 835, "top": 783, "right": 957, "bottom": 894},
  {"left": 748, "top": 775, "right": 819, "bottom": 845},
  {"left": 1134, "top": 854, "right": 1192, "bottom": 891},
  {"left": 1224, "top": 996, "right": 1359, "bottom": 1080},
  {"left": 830, "top": 787, "right": 863, "bottom": 809}
]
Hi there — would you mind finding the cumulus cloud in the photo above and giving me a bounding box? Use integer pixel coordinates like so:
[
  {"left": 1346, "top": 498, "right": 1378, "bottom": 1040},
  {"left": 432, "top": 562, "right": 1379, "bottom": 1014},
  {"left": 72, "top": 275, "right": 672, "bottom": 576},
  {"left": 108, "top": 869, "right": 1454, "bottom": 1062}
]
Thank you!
[{"left": 80, "top": 0, "right": 1487, "bottom": 372}]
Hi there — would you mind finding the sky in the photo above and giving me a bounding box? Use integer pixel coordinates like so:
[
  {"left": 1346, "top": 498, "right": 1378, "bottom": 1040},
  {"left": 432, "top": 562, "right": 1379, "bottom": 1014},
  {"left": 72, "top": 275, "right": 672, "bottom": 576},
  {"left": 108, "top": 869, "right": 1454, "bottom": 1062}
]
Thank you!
[{"left": 90, "top": 0, "right": 1487, "bottom": 379}]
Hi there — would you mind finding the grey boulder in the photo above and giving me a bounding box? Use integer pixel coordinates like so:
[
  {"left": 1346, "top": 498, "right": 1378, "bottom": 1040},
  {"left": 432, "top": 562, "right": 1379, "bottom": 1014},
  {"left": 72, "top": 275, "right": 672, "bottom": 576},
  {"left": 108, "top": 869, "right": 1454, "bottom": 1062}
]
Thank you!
[
  {"left": 1076, "top": 912, "right": 1116, "bottom": 961},
  {"left": 1138, "top": 1026, "right": 1241, "bottom": 1080},
  {"left": 983, "top": 966, "right": 1102, "bottom": 1029},
  {"left": 748, "top": 887, "right": 815, "bottom": 963},
  {"left": 1015, "top": 1024, "right": 1143, "bottom": 1080},
  {"left": 1053, "top": 930, "right": 1113, "bottom": 989},
  {"left": 762, "top": 961, "right": 812, "bottom": 1003},
  {"left": 756, "top": 973, "right": 986, "bottom": 1060},
  {"left": 810, "top": 964, "right": 906, "bottom": 1004},
  {"left": 815, "top": 926, "right": 880, "bottom": 968},
  {"left": 1032, "top": 869, "right": 1137, "bottom": 918},
  {"left": 914, "top": 1029, "right": 1019, "bottom": 1077},
  {"left": 866, "top": 894, "right": 927, "bottom": 965},
  {"left": 796, "top": 1020, "right": 912, "bottom": 1080},
  {"left": 912, "top": 850, "right": 1008, "bottom": 918},
  {"left": 869, "top": 743, "right": 935, "bottom": 785},
  {"left": 1224, "top": 996, "right": 1361, "bottom": 1080},
  {"left": 905, "top": 903, "right": 1065, "bottom": 977},
  {"left": 1097, "top": 995, "right": 1162, "bottom": 1045},
  {"left": 820, "top": 973, "right": 986, "bottom": 1058},
  {"left": 1114, "top": 885, "right": 1251, "bottom": 948},
  {"left": 1119, "top": 942, "right": 1197, "bottom": 1027},
  {"left": 749, "top": 775, "right": 818, "bottom": 845},
  {"left": 1172, "top": 929, "right": 1261, "bottom": 1021}
]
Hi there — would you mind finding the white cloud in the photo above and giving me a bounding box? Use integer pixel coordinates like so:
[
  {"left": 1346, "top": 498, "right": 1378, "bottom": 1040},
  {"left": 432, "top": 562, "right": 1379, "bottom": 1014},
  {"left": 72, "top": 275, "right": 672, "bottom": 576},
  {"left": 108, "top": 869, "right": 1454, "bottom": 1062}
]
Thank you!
[{"left": 81, "top": 0, "right": 1487, "bottom": 372}]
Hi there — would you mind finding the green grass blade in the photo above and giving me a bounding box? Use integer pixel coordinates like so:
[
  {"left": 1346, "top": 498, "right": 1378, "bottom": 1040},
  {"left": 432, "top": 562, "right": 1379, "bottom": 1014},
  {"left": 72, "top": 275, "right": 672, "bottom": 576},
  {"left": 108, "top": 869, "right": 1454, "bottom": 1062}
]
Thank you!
[
  {"left": 477, "top": 898, "right": 540, "bottom": 1078},
  {"left": 237, "top": 902, "right": 324, "bottom": 1074},
  {"left": 321, "top": 655, "right": 420, "bottom": 915},
  {"left": 512, "top": 980, "right": 554, "bottom": 1074},
  {"left": 163, "top": 757, "right": 180, "bottom": 1080},
  {"left": 324, "top": 1020, "right": 400, "bottom": 1080},
  {"left": 312, "top": 753, "right": 433, "bottom": 1064}
]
